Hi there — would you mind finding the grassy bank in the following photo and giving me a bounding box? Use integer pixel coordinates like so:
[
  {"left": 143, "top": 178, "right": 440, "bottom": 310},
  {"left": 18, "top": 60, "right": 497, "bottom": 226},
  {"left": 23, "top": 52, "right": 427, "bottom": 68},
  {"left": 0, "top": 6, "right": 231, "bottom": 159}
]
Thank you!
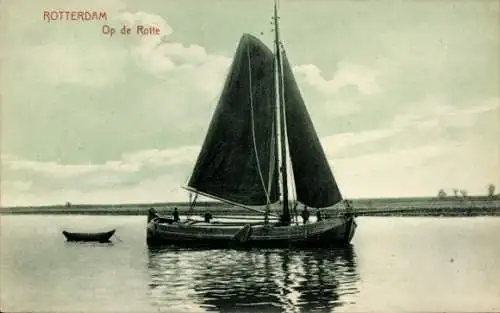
[{"left": 1, "top": 197, "right": 499, "bottom": 217}]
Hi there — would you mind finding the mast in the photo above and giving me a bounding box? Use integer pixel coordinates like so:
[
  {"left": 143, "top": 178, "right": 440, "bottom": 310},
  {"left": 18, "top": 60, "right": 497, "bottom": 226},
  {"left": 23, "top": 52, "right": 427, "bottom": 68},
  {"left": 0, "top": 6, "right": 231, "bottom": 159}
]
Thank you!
[{"left": 273, "top": 0, "right": 291, "bottom": 225}]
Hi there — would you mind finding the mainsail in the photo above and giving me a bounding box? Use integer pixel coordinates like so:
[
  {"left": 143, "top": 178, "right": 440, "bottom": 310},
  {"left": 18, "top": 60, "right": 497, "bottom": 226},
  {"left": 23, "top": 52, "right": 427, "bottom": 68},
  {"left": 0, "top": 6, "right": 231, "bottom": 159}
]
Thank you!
[
  {"left": 189, "top": 20, "right": 342, "bottom": 210},
  {"left": 281, "top": 53, "right": 343, "bottom": 208},
  {"left": 188, "top": 34, "right": 279, "bottom": 206}
]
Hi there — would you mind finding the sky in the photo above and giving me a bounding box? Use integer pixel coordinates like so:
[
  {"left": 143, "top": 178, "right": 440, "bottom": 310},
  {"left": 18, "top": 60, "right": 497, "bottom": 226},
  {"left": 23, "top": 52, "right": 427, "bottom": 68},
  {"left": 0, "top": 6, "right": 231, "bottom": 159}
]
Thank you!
[{"left": 1, "top": 0, "right": 499, "bottom": 206}]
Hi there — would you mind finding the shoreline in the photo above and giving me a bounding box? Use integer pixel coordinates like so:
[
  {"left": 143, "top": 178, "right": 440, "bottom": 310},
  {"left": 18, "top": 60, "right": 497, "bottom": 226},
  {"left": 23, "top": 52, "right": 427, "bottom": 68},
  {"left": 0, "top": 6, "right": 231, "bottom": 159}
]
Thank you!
[
  {"left": 1, "top": 205, "right": 499, "bottom": 217},
  {"left": 1, "top": 197, "right": 499, "bottom": 217}
]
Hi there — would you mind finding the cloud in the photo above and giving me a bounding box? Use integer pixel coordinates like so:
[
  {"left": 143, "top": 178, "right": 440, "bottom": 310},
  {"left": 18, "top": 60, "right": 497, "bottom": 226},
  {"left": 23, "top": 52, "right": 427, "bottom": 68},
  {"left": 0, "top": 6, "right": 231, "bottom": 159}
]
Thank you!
[
  {"left": 120, "top": 146, "right": 200, "bottom": 167},
  {"left": 2, "top": 6, "right": 235, "bottom": 164},
  {"left": 119, "top": 11, "right": 232, "bottom": 98},
  {"left": 3, "top": 155, "right": 139, "bottom": 179},
  {"left": 291, "top": 61, "right": 383, "bottom": 121},
  {"left": 0, "top": 174, "right": 191, "bottom": 207},
  {"left": 334, "top": 144, "right": 445, "bottom": 175},
  {"left": 332, "top": 141, "right": 498, "bottom": 198},
  {"left": 0, "top": 144, "right": 202, "bottom": 205},
  {"left": 120, "top": 11, "right": 173, "bottom": 38},
  {"left": 321, "top": 95, "right": 500, "bottom": 161},
  {"left": 2, "top": 1, "right": 497, "bottom": 206},
  {"left": 294, "top": 62, "right": 381, "bottom": 96},
  {"left": 391, "top": 97, "right": 500, "bottom": 130},
  {"left": 2, "top": 144, "right": 200, "bottom": 179},
  {"left": 1, "top": 92, "right": 497, "bottom": 206},
  {"left": 321, "top": 128, "right": 399, "bottom": 156}
]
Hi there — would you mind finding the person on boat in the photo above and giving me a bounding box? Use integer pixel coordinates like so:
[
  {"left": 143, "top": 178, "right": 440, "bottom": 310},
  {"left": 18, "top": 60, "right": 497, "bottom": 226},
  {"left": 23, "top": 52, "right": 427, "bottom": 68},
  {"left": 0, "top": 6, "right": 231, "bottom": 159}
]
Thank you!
[
  {"left": 204, "top": 212, "right": 213, "bottom": 223},
  {"left": 172, "top": 207, "right": 180, "bottom": 222},
  {"left": 301, "top": 206, "right": 310, "bottom": 224},
  {"left": 148, "top": 208, "right": 158, "bottom": 223},
  {"left": 344, "top": 200, "right": 354, "bottom": 218},
  {"left": 316, "top": 209, "right": 323, "bottom": 222}
]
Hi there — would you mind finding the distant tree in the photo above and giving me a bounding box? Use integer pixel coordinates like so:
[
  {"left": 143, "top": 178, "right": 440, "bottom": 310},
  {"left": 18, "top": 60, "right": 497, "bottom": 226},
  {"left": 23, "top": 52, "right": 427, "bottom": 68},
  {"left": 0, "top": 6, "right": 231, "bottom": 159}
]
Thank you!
[
  {"left": 453, "top": 189, "right": 459, "bottom": 198},
  {"left": 65, "top": 202, "right": 72, "bottom": 208},
  {"left": 488, "top": 184, "right": 496, "bottom": 198},
  {"left": 460, "top": 189, "right": 468, "bottom": 199},
  {"left": 438, "top": 189, "right": 447, "bottom": 198}
]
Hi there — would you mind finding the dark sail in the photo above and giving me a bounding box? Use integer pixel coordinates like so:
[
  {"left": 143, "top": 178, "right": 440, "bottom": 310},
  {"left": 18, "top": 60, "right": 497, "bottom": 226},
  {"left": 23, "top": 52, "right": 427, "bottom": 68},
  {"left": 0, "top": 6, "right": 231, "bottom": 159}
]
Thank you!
[
  {"left": 281, "top": 53, "right": 343, "bottom": 208},
  {"left": 188, "top": 34, "right": 279, "bottom": 206}
]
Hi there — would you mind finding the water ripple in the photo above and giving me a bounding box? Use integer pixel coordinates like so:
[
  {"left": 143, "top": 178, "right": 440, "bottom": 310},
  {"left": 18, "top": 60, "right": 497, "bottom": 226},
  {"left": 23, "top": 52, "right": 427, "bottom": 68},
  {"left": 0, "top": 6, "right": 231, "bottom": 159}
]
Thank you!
[{"left": 147, "top": 246, "right": 360, "bottom": 313}]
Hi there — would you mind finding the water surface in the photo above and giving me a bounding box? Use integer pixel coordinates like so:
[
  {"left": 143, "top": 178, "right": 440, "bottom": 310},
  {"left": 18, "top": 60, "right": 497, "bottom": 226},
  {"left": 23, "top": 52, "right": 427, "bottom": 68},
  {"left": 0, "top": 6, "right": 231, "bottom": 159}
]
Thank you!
[{"left": 1, "top": 215, "right": 499, "bottom": 312}]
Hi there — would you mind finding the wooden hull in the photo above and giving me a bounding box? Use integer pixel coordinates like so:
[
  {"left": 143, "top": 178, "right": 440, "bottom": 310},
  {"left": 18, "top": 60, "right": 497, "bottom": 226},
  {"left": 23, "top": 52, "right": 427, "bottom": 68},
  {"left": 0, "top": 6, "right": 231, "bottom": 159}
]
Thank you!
[
  {"left": 62, "top": 229, "right": 116, "bottom": 243},
  {"left": 146, "top": 216, "right": 356, "bottom": 249}
]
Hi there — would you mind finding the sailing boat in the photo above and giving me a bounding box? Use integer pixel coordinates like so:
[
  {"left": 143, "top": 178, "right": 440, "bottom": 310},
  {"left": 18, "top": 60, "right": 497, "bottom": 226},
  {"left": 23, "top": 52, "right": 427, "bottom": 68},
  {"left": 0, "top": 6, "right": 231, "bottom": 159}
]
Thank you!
[{"left": 147, "top": 2, "right": 357, "bottom": 248}]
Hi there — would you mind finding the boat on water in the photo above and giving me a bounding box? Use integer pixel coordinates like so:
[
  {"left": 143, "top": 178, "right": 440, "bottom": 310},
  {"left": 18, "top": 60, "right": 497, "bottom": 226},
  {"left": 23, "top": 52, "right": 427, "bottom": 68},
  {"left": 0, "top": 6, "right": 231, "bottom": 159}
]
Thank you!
[
  {"left": 62, "top": 229, "right": 116, "bottom": 243},
  {"left": 147, "top": 1, "right": 357, "bottom": 249}
]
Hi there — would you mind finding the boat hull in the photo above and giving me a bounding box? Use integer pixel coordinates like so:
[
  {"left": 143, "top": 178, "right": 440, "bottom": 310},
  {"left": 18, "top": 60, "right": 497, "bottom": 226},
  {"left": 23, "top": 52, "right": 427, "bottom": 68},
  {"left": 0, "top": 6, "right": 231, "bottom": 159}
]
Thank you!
[
  {"left": 146, "top": 216, "right": 356, "bottom": 249},
  {"left": 62, "top": 229, "right": 116, "bottom": 243}
]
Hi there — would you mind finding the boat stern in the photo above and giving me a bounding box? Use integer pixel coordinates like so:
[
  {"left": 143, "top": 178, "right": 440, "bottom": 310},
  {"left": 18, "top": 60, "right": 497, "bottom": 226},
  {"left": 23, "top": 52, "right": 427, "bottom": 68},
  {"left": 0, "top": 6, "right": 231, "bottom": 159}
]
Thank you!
[
  {"left": 146, "top": 220, "right": 160, "bottom": 246},
  {"left": 315, "top": 215, "right": 357, "bottom": 246},
  {"left": 344, "top": 216, "right": 357, "bottom": 243}
]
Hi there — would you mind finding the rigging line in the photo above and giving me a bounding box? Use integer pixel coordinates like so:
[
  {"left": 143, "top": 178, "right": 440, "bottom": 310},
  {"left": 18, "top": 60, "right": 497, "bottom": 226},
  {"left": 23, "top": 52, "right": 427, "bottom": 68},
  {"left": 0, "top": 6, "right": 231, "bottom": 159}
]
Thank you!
[
  {"left": 273, "top": 41, "right": 284, "bottom": 202},
  {"left": 267, "top": 121, "right": 276, "bottom": 196},
  {"left": 267, "top": 96, "right": 277, "bottom": 197},
  {"left": 265, "top": 121, "right": 277, "bottom": 223},
  {"left": 278, "top": 46, "right": 299, "bottom": 225},
  {"left": 278, "top": 46, "right": 293, "bottom": 192},
  {"left": 187, "top": 193, "right": 198, "bottom": 218},
  {"left": 247, "top": 46, "right": 271, "bottom": 205},
  {"left": 278, "top": 47, "right": 298, "bottom": 224},
  {"left": 182, "top": 186, "right": 279, "bottom": 216}
]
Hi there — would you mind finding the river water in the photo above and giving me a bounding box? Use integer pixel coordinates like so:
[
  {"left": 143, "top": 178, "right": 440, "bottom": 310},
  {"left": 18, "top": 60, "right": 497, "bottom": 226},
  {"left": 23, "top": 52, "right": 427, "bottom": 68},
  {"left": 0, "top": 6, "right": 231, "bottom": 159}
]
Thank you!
[{"left": 1, "top": 215, "right": 499, "bottom": 312}]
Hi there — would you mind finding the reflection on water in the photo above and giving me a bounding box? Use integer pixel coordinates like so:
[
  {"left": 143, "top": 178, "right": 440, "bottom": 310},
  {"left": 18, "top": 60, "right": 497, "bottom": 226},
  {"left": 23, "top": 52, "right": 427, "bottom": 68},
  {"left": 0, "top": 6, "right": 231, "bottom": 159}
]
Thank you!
[
  {"left": 147, "top": 246, "right": 359, "bottom": 313},
  {"left": 3, "top": 216, "right": 499, "bottom": 312}
]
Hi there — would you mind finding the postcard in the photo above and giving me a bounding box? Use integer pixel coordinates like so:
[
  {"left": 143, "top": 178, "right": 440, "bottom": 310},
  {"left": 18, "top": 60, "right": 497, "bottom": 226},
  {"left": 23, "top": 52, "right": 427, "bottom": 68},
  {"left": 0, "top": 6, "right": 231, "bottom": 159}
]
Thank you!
[{"left": 1, "top": 0, "right": 499, "bottom": 312}]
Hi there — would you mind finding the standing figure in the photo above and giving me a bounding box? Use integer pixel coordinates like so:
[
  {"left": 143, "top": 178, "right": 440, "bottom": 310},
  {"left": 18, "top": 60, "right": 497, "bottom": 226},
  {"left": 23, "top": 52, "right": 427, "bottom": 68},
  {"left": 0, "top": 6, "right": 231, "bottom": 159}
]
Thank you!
[
  {"left": 344, "top": 200, "right": 354, "bottom": 218},
  {"left": 316, "top": 209, "right": 323, "bottom": 222},
  {"left": 148, "top": 208, "right": 158, "bottom": 223},
  {"left": 204, "top": 212, "right": 213, "bottom": 223},
  {"left": 172, "top": 207, "right": 180, "bottom": 222},
  {"left": 301, "top": 206, "right": 310, "bottom": 224}
]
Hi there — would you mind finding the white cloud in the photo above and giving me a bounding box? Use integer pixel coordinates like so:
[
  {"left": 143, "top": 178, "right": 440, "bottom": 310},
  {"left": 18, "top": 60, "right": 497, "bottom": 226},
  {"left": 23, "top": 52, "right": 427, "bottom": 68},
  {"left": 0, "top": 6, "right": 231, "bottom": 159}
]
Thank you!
[
  {"left": 3, "top": 156, "right": 138, "bottom": 179},
  {"left": 451, "top": 98, "right": 500, "bottom": 116},
  {"left": 2, "top": 129, "right": 498, "bottom": 206},
  {"left": 0, "top": 145, "right": 202, "bottom": 205},
  {"left": 294, "top": 62, "right": 380, "bottom": 96},
  {"left": 120, "top": 11, "right": 231, "bottom": 80},
  {"left": 121, "top": 146, "right": 200, "bottom": 167},
  {"left": 334, "top": 144, "right": 444, "bottom": 173},
  {"left": 332, "top": 141, "right": 498, "bottom": 198},
  {"left": 120, "top": 11, "right": 173, "bottom": 38},
  {"left": 0, "top": 175, "right": 190, "bottom": 206},
  {"left": 321, "top": 128, "right": 398, "bottom": 156},
  {"left": 111, "top": 11, "right": 233, "bottom": 104},
  {"left": 2, "top": 144, "right": 200, "bottom": 180},
  {"left": 319, "top": 96, "right": 499, "bottom": 198},
  {"left": 392, "top": 96, "right": 500, "bottom": 130},
  {"left": 2, "top": 3, "right": 497, "bottom": 207}
]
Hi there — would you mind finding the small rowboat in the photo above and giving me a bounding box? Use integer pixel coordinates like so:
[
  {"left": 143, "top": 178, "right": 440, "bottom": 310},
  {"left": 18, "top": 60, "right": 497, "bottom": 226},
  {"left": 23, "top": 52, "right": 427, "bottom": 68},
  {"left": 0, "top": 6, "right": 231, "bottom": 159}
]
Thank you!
[{"left": 62, "top": 229, "right": 116, "bottom": 243}]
